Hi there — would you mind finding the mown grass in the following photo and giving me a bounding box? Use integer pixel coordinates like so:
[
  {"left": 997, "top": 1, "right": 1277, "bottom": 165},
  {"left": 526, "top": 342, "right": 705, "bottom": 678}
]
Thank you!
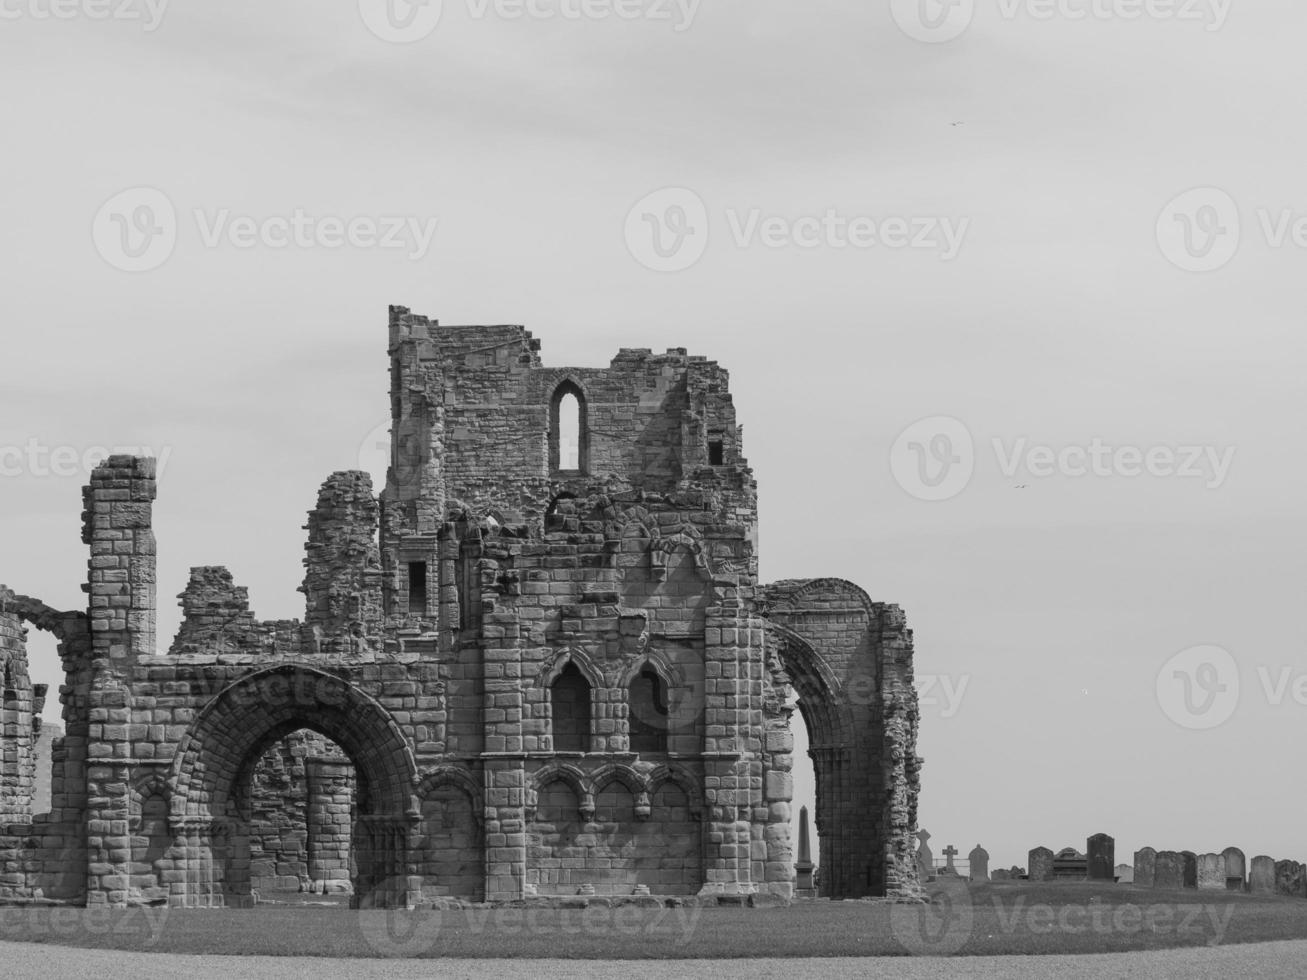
[{"left": 1, "top": 881, "right": 1304, "bottom": 958}]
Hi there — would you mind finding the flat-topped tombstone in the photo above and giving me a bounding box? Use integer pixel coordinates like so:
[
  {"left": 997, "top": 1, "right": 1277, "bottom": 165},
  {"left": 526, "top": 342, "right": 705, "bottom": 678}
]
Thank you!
[
  {"left": 1053, "top": 847, "right": 1087, "bottom": 880},
  {"left": 969, "top": 845, "right": 990, "bottom": 882},
  {"left": 1154, "top": 851, "right": 1184, "bottom": 890},
  {"left": 1249, "top": 856, "right": 1275, "bottom": 894},
  {"left": 992, "top": 868, "right": 1010, "bottom": 881},
  {"left": 1115, "top": 863, "right": 1133, "bottom": 884},
  {"left": 1134, "top": 847, "right": 1157, "bottom": 888},
  {"left": 1086, "top": 833, "right": 1115, "bottom": 881},
  {"left": 1222, "top": 847, "right": 1246, "bottom": 892},
  {"left": 1276, "top": 860, "right": 1307, "bottom": 898},
  {"left": 1197, "top": 853, "right": 1225, "bottom": 890},
  {"left": 1181, "top": 851, "right": 1198, "bottom": 889},
  {"left": 1028, "top": 847, "right": 1055, "bottom": 882}
]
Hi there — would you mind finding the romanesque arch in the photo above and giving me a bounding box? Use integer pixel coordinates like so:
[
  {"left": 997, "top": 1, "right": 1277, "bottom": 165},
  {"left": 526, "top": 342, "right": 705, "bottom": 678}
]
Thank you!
[{"left": 168, "top": 665, "right": 419, "bottom": 908}]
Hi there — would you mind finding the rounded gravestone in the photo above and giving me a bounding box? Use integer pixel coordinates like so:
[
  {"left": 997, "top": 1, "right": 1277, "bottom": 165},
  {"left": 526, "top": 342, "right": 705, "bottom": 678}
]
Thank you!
[
  {"left": 1086, "top": 833, "right": 1115, "bottom": 881},
  {"left": 1197, "top": 853, "right": 1224, "bottom": 890},
  {"left": 1181, "top": 851, "right": 1198, "bottom": 889},
  {"left": 1134, "top": 847, "right": 1157, "bottom": 889},
  {"left": 1249, "top": 855, "right": 1275, "bottom": 894},
  {"left": 1028, "top": 847, "right": 1054, "bottom": 882},
  {"left": 1222, "top": 847, "right": 1246, "bottom": 892},
  {"left": 1154, "top": 851, "right": 1183, "bottom": 890},
  {"left": 969, "top": 845, "right": 990, "bottom": 883}
]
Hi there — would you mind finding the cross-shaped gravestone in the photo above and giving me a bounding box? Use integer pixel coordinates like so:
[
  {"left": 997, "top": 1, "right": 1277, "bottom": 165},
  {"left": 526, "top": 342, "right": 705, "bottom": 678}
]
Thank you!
[{"left": 943, "top": 844, "right": 959, "bottom": 874}]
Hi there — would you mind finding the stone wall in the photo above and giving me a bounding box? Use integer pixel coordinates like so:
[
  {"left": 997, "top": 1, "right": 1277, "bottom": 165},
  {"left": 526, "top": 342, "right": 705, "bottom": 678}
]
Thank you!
[{"left": 0, "top": 307, "right": 922, "bottom": 907}]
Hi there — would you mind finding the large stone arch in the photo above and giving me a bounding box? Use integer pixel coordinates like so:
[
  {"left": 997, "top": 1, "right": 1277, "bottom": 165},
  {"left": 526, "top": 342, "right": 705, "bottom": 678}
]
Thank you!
[
  {"left": 761, "top": 577, "right": 921, "bottom": 900},
  {"left": 168, "top": 664, "right": 419, "bottom": 908}
]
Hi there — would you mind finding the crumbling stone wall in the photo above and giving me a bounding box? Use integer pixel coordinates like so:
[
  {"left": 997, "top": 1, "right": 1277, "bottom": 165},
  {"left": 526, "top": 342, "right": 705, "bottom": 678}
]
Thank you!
[{"left": 0, "top": 306, "right": 922, "bottom": 908}]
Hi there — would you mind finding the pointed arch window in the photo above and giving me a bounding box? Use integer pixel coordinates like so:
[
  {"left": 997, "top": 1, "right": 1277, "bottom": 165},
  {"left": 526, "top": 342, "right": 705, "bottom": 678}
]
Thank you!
[
  {"left": 551, "top": 663, "right": 592, "bottom": 753},
  {"left": 549, "top": 381, "right": 588, "bottom": 474},
  {"left": 628, "top": 667, "right": 669, "bottom": 754}
]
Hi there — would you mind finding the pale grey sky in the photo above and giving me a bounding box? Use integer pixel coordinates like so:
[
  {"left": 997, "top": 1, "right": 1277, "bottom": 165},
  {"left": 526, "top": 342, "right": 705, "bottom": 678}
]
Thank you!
[{"left": 2, "top": 1, "right": 1305, "bottom": 872}]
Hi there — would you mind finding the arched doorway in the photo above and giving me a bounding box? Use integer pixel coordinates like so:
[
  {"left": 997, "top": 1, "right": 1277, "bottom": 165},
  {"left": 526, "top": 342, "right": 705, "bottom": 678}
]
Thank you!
[
  {"left": 769, "top": 628, "right": 864, "bottom": 899},
  {"left": 170, "top": 665, "right": 419, "bottom": 908}
]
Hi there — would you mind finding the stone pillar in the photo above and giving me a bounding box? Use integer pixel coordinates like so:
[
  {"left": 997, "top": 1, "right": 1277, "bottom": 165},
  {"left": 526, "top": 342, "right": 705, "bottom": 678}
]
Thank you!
[
  {"left": 699, "top": 599, "right": 760, "bottom": 895},
  {"left": 306, "top": 757, "right": 354, "bottom": 891},
  {"left": 0, "top": 605, "right": 37, "bottom": 826},
  {"left": 482, "top": 603, "right": 526, "bottom": 901},
  {"left": 300, "top": 472, "right": 384, "bottom": 657},
  {"left": 879, "top": 605, "right": 922, "bottom": 900}
]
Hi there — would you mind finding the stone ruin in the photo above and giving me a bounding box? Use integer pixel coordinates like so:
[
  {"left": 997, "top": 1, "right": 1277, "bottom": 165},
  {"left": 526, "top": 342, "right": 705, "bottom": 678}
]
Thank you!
[{"left": 0, "top": 306, "right": 923, "bottom": 909}]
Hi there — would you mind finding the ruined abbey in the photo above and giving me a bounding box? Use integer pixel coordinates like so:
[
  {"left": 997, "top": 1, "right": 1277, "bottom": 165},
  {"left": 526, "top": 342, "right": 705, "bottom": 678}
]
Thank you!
[{"left": 0, "top": 306, "right": 922, "bottom": 908}]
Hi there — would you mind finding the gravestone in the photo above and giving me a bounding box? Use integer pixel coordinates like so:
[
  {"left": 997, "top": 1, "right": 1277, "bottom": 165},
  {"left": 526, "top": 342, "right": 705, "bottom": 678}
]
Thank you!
[
  {"left": 1115, "top": 864, "right": 1133, "bottom": 884},
  {"left": 1086, "top": 833, "right": 1115, "bottom": 880},
  {"left": 1134, "top": 847, "right": 1156, "bottom": 888},
  {"left": 969, "top": 845, "right": 990, "bottom": 882},
  {"left": 916, "top": 829, "right": 934, "bottom": 883},
  {"left": 1222, "top": 847, "right": 1246, "bottom": 892},
  {"left": 1276, "top": 860, "right": 1306, "bottom": 898},
  {"left": 1197, "top": 853, "right": 1224, "bottom": 890},
  {"left": 1154, "top": 851, "right": 1184, "bottom": 890},
  {"left": 1249, "top": 855, "right": 1275, "bottom": 894},
  {"left": 1028, "top": 847, "right": 1055, "bottom": 882},
  {"left": 1053, "top": 847, "right": 1088, "bottom": 880},
  {"left": 941, "top": 844, "right": 959, "bottom": 876},
  {"left": 1181, "top": 851, "right": 1198, "bottom": 889},
  {"left": 992, "top": 869, "right": 1010, "bottom": 881}
]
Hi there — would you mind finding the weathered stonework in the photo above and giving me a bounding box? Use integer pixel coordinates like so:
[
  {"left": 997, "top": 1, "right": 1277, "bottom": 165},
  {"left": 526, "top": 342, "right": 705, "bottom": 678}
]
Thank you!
[{"left": 0, "top": 307, "right": 923, "bottom": 908}]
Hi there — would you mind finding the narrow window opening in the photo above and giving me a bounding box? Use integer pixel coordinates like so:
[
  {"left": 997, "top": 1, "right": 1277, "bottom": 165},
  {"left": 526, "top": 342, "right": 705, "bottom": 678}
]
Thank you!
[
  {"left": 629, "top": 667, "right": 669, "bottom": 754},
  {"left": 549, "top": 382, "right": 588, "bottom": 474},
  {"left": 708, "top": 439, "right": 724, "bottom": 466},
  {"left": 408, "top": 561, "right": 427, "bottom": 617},
  {"left": 551, "top": 663, "right": 591, "bottom": 753},
  {"left": 558, "top": 393, "right": 580, "bottom": 470}
]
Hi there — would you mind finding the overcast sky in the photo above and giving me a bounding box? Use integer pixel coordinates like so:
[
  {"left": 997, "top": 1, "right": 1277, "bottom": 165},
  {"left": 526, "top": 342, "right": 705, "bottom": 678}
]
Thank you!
[{"left": 2, "top": 1, "right": 1305, "bottom": 873}]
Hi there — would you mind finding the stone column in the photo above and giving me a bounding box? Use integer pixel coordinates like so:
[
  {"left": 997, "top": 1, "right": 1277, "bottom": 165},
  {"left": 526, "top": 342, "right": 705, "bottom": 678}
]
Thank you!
[
  {"left": 795, "top": 805, "right": 816, "bottom": 897},
  {"left": 482, "top": 603, "right": 527, "bottom": 901},
  {"left": 306, "top": 757, "right": 354, "bottom": 891}
]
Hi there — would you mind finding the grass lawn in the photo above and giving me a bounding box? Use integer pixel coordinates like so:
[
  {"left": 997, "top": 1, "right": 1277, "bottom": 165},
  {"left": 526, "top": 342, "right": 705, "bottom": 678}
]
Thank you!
[{"left": 1, "top": 881, "right": 1305, "bottom": 958}]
